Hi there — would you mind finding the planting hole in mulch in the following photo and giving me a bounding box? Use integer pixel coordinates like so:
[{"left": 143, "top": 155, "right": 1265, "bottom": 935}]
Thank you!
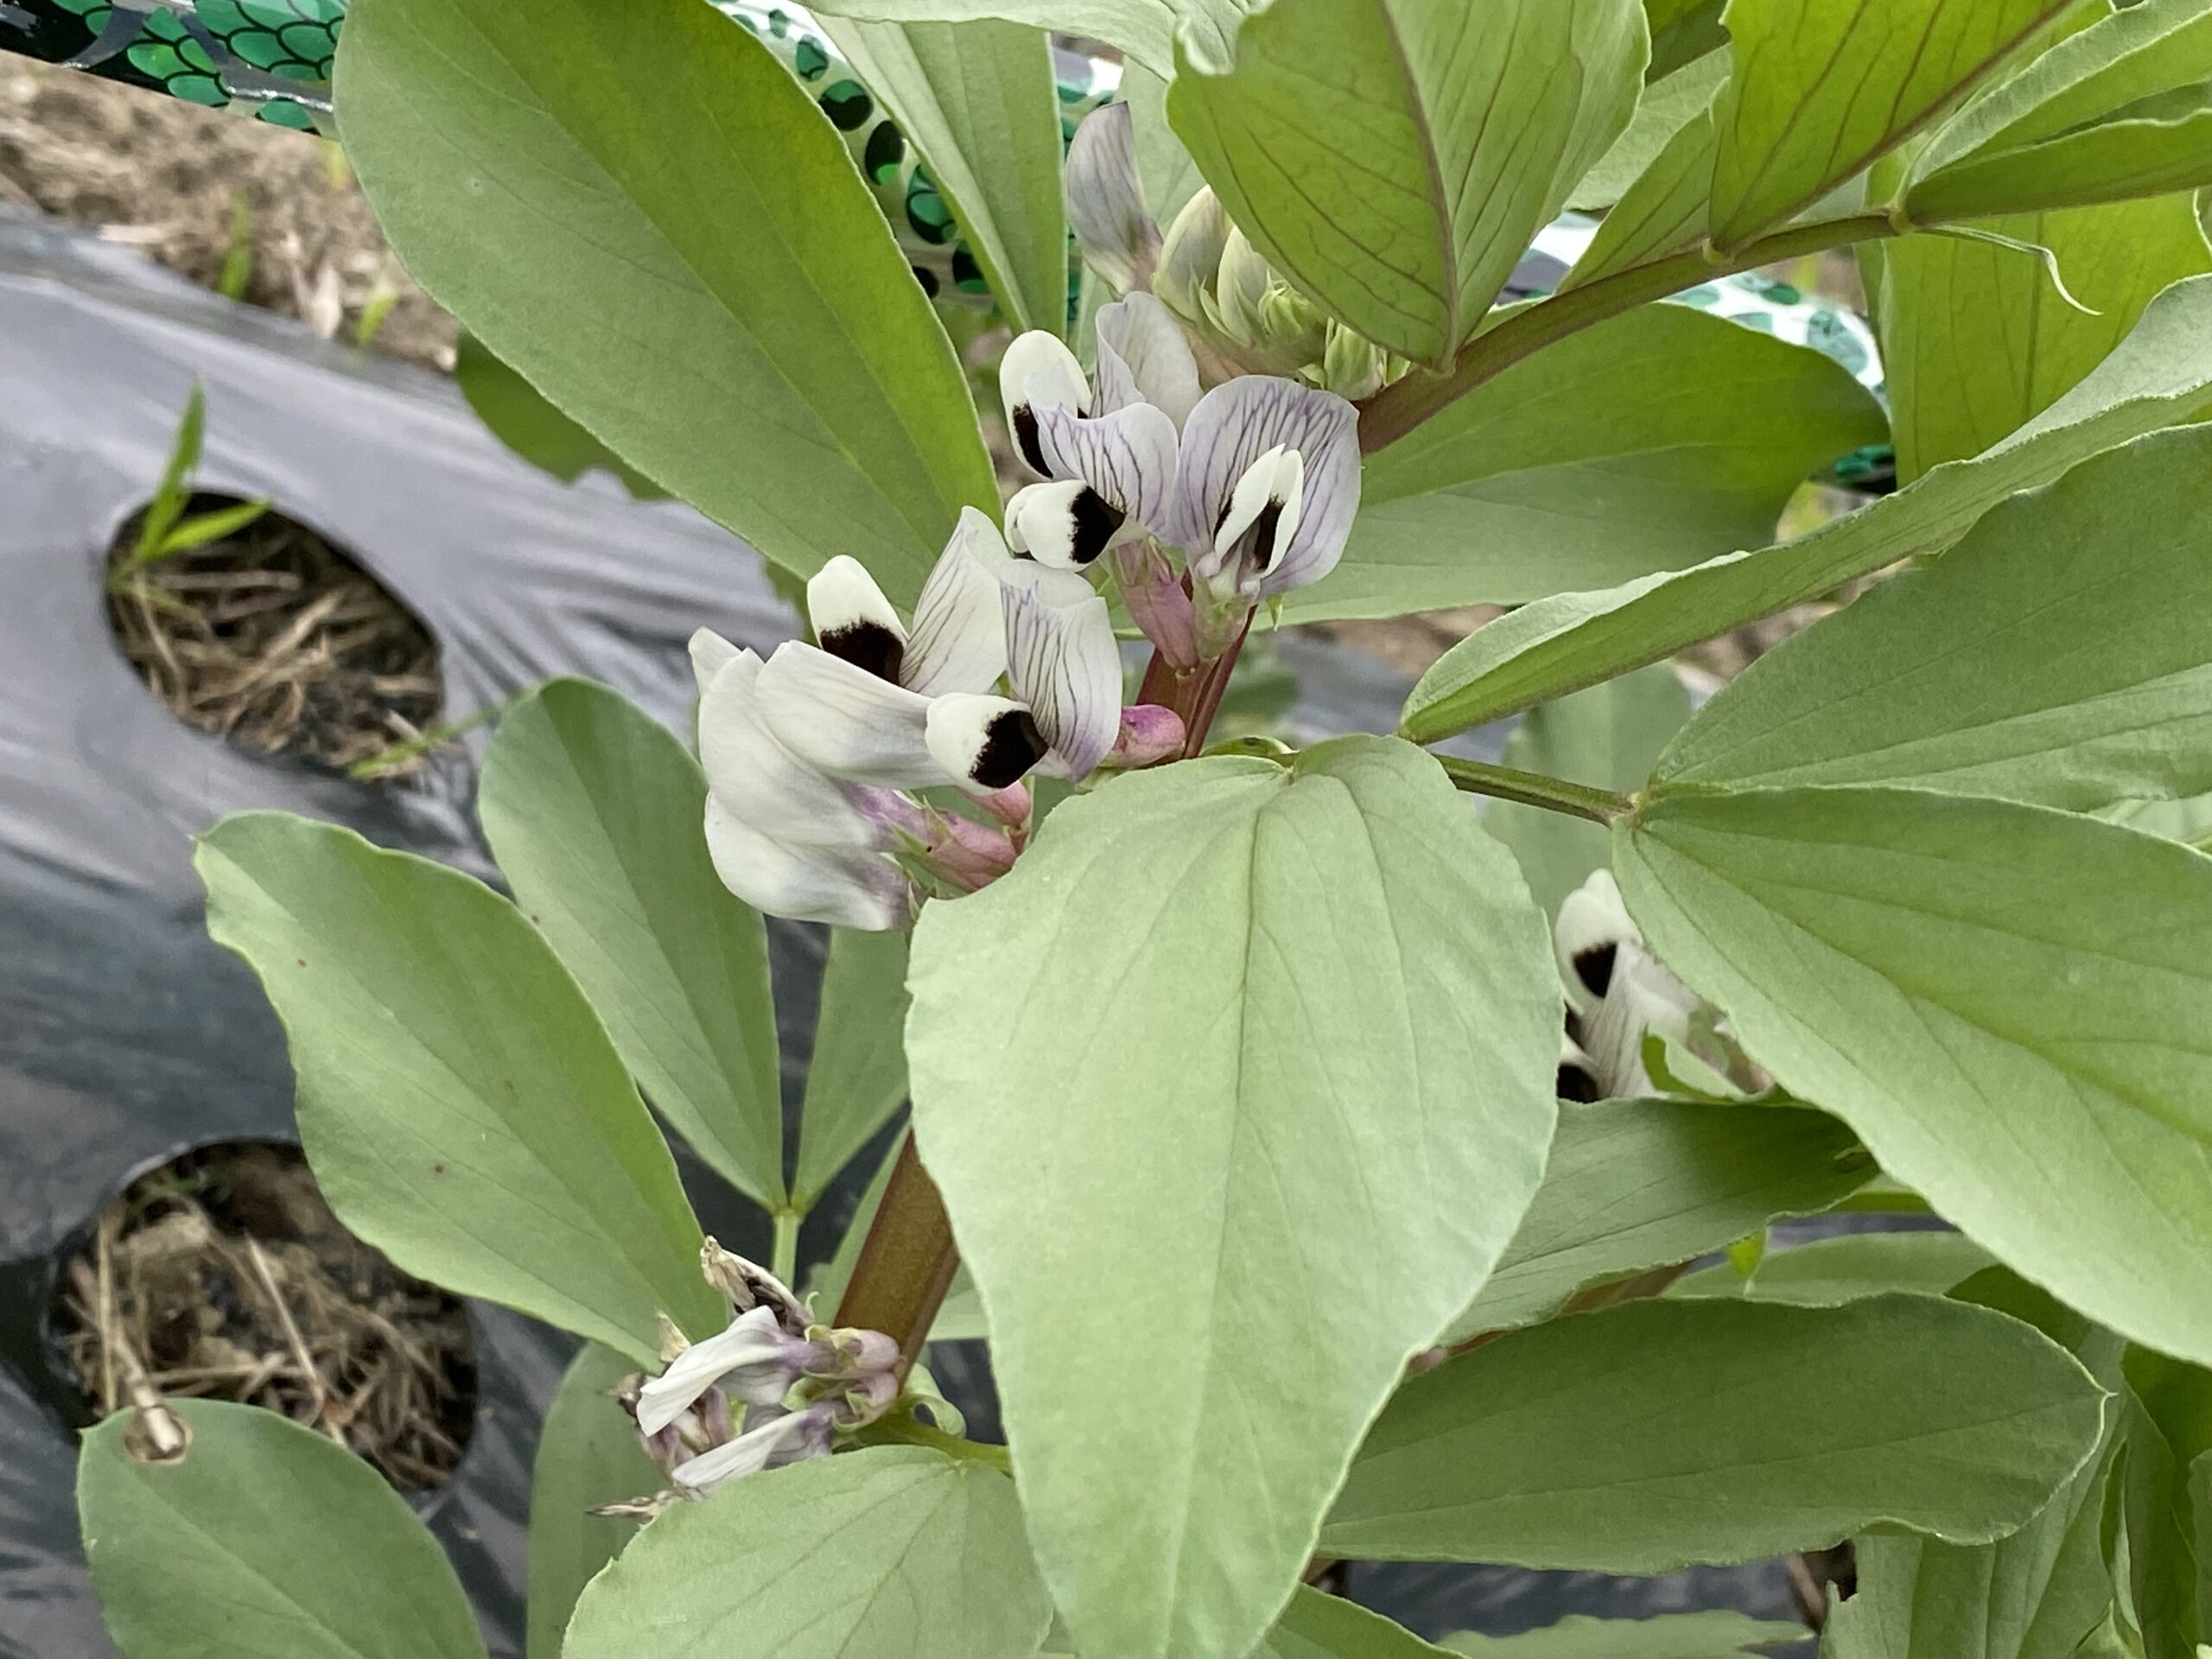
[
  {"left": 55, "top": 1142, "right": 477, "bottom": 1492},
  {"left": 104, "top": 495, "right": 444, "bottom": 778}
]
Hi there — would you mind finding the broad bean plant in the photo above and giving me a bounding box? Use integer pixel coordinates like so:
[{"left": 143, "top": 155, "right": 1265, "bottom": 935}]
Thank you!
[{"left": 73, "top": 1, "right": 2212, "bottom": 1656}]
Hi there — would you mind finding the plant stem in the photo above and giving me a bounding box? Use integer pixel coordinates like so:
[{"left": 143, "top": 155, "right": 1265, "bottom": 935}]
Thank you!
[
  {"left": 770, "top": 1208, "right": 801, "bottom": 1287},
  {"left": 831, "top": 1135, "right": 959, "bottom": 1376},
  {"left": 1437, "top": 756, "right": 1630, "bottom": 824},
  {"left": 850, "top": 1412, "right": 1014, "bottom": 1472},
  {"left": 1357, "top": 212, "right": 1898, "bottom": 453}
]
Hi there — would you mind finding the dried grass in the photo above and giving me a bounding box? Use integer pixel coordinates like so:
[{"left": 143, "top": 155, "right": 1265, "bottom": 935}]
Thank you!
[
  {"left": 105, "top": 499, "right": 443, "bottom": 775},
  {"left": 59, "top": 1143, "right": 475, "bottom": 1492}
]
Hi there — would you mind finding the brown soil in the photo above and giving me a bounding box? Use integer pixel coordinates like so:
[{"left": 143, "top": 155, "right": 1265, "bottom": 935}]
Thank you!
[
  {"left": 58, "top": 1142, "right": 476, "bottom": 1493},
  {"left": 0, "top": 56, "right": 453, "bottom": 367},
  {"left": 106, "top": 496, "right": 445, "bottom": 776}
]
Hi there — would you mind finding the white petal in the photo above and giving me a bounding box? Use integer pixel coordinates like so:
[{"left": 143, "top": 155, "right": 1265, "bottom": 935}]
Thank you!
[
  {"left": 704, "top": 797, "right": 907, "bottom": 931},
  {"left": 637, "top": 1307, "right": 783, "bottom": 1438},
  {"left": 903, "top": 508, "right": 1010, "bottom": 697},
  {"left": 689, "top": 628, "right": 741, "bottom": 700},
  {"left": 1065, "top": 102, "right": 1160, "bottom": 296},
  {"left": 1037, "top": 399, "right": 1179, "bottom": 540},
  {"left": 698, "top": 652, "right": 886, "bottom": 851},
  {"left": 1173, "top": 376, "right": 1360, "bottom": 595},
  {"left": 1095, "top": 294, "right": 1201, "bottom": 429},
  {"left": 1155, "top": 189, "right": 1230, "bottom": 322},
  {"left": 806, "top": 555, "right": 908, "bottom": 683},
  {"left": 671, "top": 1410, "right": 817, "bottom": 1495},
  {"left": 925, "top": 693, "right": 1052, "bottom": 791},
  {"left": 1006, "top": 478, "right": 1119, "bottom": 571},
  {"left": 1554, "top": 868, "right": 1639, "bottom": 1004},
  {"left": 1002, "top": 575, "right": 1122, "bottom": 780},
  {"left": 1001, "top": 331, "right": 1090, "bottom": 475},
  {"left": 754, "top": 642, "right": 946, "bottom": 789}
]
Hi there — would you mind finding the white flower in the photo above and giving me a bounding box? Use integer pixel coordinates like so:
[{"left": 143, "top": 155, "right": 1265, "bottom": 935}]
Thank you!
[
  {"left": 638, "top": 1306, "right": 810, "bottom": 1436},
  {"left": 1065, "top": 100, "right": 1160, "bottom": 299},
  {"left": 1173, "top": 375, "right": 1361, "bottom": 600},
  {"left": 1000, "top": 306, "right": 1189, "bottom": 569},
  {"left": 671, "top": 1403, "right": 836, "bottom": 1495},
  {"left": 1554, "top": 870, "right": 1706, "bottom": 1100}
]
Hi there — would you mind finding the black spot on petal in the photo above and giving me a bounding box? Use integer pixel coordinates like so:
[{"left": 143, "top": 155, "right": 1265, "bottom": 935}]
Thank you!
[
  {"left": 1067, "top": 487, "right": 1125, "bottom": 566},
  {"left": 971, "top": 709, "right": 1050, "bottom": 788},
  {"left": 818, "top": 621, "right": 906, "bottom": 683},
  {"left": 1562, "top": 1007, "right": 1585, "bottom": 1048},
  {"left": 1556, "top": 1062, "right": 1601, "bottom": 1103},
  {"left": 1013, "top": 404, "right": 1049, "bottom": 475},
  {"left": 1573, "top": 943, "right": 1618, "bottom": 1000},
  {"left": 1247, "top": 499, "right": 1286, "bottom": 573}
]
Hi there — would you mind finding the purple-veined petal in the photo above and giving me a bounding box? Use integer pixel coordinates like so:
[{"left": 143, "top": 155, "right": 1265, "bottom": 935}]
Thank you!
[
  {"left": 1065, "top": 102, "right": 1160, "bottom": 296},
  {"left": 1001, "top": 330, "right": 1090, "bottom": 476},
  {"left": 903, "top": 508, "right": 1011, "bottom": 697},
  {"left": 638, "top": 1307, "right": 795, "bottom": 1436},
  {"left": 1001, "top": 564, "right": 1122, "bottom": 779},
  {"left": 1173, "top": 376, "right": 1360, "bottom": 595},
  {"left": 704, "top": 797, "right": 908, "bottom": 931},
  {"left": 1095, "top": 293, "right": 1202, "bottom": 429},
  {"left": 754, "top": 641, "right": 946, "bottom": 789},
  {"left": 1036, "top": 399, "right": 1179, "bottom": 541},
  {"left": 698, "top": 651, "right": 890, "bottom": 852}
]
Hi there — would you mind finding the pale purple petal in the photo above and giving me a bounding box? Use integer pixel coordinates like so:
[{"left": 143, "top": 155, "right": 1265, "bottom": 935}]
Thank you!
[
  {"left": 638, "top": 1307, "right": 791, "bottom": 1437},
  {"left": 1173, "top": 376, "right": 1361, "bottom": 595},
  {"left": 1001, "top": 564, "right": 1122, "bottom": 779},
  {"left": 671, "top": 1405, "right": 833, "bottom": 1495},
  {"left": 704, "top": 798, "right": 908, "bottom": 931},
  {"left": 698, "top": 651, "right": 887, "bottom": 851},
  {"left": 1036, "top": 399, "right": 1179, "bottom": 540},
  {"left": 1095, "top": 294, "right": 1201, "bottom": 429},
  {"left": 754, "top": 641, "right": 947, "bottom": 789},
  {"left": 903, "top": 508, "right": 1010, "bottom": 696},
  {"left": 1065, "top": 103, "right": 1159, "bottom": 296}
]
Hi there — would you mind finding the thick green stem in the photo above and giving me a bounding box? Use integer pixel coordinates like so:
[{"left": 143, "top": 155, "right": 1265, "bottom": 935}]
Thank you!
[
  {"left": 1357, "top": 213, "right": 1899, "bottom": 453},
  {"left": 770, "top": 1208, "right": 801, "bottom": 1287},
  {"left": 1437, "top": 756, "right": 1630, "bottom": 824},
  {"left": 831, "top": 1135, "right": 959, "bottom": 1376}
]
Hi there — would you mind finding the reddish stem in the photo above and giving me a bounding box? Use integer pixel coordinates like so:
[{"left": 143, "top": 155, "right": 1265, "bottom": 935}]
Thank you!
[{"left": 831, "top": 1135, "right": 959, "bottom": 1375}]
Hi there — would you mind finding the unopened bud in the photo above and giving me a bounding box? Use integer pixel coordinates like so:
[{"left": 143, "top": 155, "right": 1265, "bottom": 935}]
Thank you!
[{"left": 1102, "top": 705, "right": 1185, "bottom": 771}]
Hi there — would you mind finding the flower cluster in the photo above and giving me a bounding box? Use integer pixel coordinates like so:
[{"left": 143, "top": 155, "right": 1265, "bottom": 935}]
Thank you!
[
  {"left": 693, "top": 105, "right": 1366, "bottom": 932},
  {"left": 619, "top": 1242, "right": 903, "bottom": 1499}
]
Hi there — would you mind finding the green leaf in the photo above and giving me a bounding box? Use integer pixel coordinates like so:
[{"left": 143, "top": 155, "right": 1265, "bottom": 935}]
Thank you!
[
  {"left": 1874, "top": 196, "right": 2212, "bottom": 480},
  {"left": 1167, "top": 0, "right": 1647, "bottom": 367},
  {"left": 1908, "top": 0, "right": 2212, "bottom": 220},
  {"left": 791, "top": 928, "right": 912, "bottom": 1210},
  {"left": 1298, "top": 303, "right": 1885, "bottom": 621},
  {"left": 337, "top": 0, "right": 995, "bottom": 607},
  {"left": 131, "top": 381, "right": 206, "bottom": 567},
  {"left": 1672, "top": 1229, "right": 1998, "bottom": 1304},
  {"left": 1563, "top": 94, "right": 1722, "bottom": 289},
  {"left": 818, "top": 18, "right": 1067, "bottom": 336},
  {"left": 453, "top": 332, "right": 665, "bottom": 501},
  {"left": 155, "top": 498, "right": 273, "bottom": 559},
  {"left": 480, "top": 681, "right": 785, "bottom": 1211},
  {"left": 1259, "top": 1589, "right": 1457, "bottom": 1659},
  {"left": 561, "top": 1448, "right": 1051, "bottom": 1659},
  {"left": 526, "top": 1344, "right": 658, "bottom": 1659},
  {"left": 1651, "top": 424, "right": 2212, "bottom": 811},
  {"left": 1616, "top": 785, "right": 2212, "bottom": 1369},
  {"left": 806, "top": 0, "right": 1248, "bottom": 78},
  {"left": 2122, "top": 1347, "right": 2212, "bottom": 1659},
  {"left": 906, "top": 737, "right": 1560, "bottom": 1659},
  {"left": 1707, "top": 0, "right": 2069, "bottom": 251},
  {"left": 79, "top": 1399, "right": 486, "bottom": 1659},
  {"left": 1825, "top": 1272, "right": 2126, "bottom": 1659},
  {"left": 1122, "top": 61, "right": 1205, "bottom": 229},
  {"left": 1485, "top": 664, "right": 1691, "bottom": 917},
  {"left": 197, "top": 812, "right": 722, "bottom": 1365},
  {"left": 1322, "top": 1294, "right": 2106, "bottom": 1570},
  {"left": 1572, "top": 48, "right": 1728, "bottom": 213},
  {"left": 1446, "top": 1099, "right": 1867, "bottom": 1343},
  {"left": 1445, "top": 1611, "right": 1812, "bottom": 1656},
  {"left": 1398, "top": 271, "right": 2212, "bottom": 742}
]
